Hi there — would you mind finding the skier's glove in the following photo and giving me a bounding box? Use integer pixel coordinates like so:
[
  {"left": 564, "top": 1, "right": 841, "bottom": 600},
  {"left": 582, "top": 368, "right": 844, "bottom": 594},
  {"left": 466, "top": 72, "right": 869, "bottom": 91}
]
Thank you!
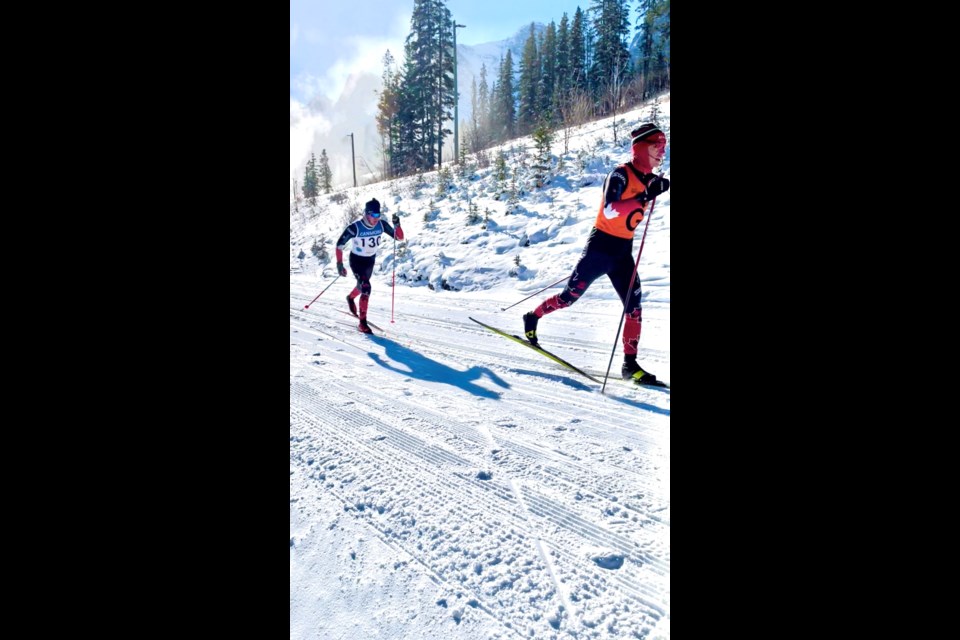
[
  {"left": 337, "top": 262, "right": 347, "bottom": 277},
  {"left": 643, "top": 175, "right": 669, "bottom": 200},
  {"left": 392, "top": 214, "right": 401, "bottom": 226}
]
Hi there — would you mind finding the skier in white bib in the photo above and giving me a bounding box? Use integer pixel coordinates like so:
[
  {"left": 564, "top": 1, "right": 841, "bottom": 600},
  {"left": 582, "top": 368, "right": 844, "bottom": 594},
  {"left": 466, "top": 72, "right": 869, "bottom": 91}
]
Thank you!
[{"left": 335, "top": 198, "right": 405, "bottom": 333}]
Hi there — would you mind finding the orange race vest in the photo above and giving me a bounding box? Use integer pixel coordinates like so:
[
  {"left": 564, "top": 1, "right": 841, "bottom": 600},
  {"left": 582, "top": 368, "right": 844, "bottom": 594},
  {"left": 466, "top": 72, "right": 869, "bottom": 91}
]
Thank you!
[{"left": 594, "top": 163, "right": 649, "bottom": 240}]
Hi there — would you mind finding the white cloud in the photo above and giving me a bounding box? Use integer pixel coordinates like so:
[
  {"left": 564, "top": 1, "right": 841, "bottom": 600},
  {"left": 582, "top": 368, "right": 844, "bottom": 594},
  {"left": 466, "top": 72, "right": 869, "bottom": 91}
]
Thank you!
[
  {"left": 309, "top": 9, "right": 410, "bottom": 103},
  {"left": 291, "top": 72, "right": 328, "bottom": 106},
  {"left": 290, "top": 99, "right": 332, "bottom": 185}
]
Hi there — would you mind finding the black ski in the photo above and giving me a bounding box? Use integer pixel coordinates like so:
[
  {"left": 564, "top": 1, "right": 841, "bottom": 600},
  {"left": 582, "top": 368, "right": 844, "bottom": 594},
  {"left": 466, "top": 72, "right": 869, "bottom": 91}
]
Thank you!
[
  {"left": 334, "top": 309, "right": 384, "bottom": 333},
  {"left": 469, "top": 317, "right": 603, "bottom": 384}
]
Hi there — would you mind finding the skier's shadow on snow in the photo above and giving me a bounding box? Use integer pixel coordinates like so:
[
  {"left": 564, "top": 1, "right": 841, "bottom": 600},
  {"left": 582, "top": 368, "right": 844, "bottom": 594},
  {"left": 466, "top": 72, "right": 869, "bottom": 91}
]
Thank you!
[
  {"left": 603, "top": 392, "right": 669, "bottom": 416},
  {"left": 366, "top": 335, "right": 510, "bottom": 399}
]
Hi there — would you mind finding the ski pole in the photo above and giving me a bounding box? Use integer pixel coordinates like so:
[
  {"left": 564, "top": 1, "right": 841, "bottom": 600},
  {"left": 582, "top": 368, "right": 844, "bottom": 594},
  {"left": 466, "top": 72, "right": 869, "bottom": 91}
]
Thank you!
[
  {"left": 304, "top": 275, "right": 340, "bottom": 309},
  {"left": 499, "top": 275, "right": 569, "bottom": 311},
  {"left": 601, "top": 185, "right": 660, "bottom": 394},
  {"left": 391, "top": 233, "right": 397, "bottom": 323}
]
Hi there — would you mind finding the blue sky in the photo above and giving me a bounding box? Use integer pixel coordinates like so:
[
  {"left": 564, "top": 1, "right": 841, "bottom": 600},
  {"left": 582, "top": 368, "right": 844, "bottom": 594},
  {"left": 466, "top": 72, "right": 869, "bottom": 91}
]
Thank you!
[{"left": 291, "top": 0, "right": 593, "bottom": 104}]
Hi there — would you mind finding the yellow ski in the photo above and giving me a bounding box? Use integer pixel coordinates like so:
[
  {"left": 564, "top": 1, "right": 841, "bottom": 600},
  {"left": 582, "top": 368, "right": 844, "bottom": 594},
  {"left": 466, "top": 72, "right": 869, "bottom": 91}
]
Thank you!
[{"left": 469, "top": 317, "right": 603, "bottom": 384}]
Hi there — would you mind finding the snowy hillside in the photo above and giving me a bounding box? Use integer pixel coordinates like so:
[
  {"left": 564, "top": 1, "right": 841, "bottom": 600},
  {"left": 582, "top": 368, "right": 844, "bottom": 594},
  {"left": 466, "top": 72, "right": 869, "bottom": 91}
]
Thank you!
[
  {"left": 291, "top": 96, "right": 669, "bottom": 297},
  {"left": 291, "top": 95, "right": 671, "bottom": 640}
]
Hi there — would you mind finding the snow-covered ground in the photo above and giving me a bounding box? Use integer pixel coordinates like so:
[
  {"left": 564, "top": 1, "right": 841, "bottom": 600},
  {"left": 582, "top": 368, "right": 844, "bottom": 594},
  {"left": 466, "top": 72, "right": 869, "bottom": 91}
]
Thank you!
[{"left": 291, "top": 96, "right": 670, "bottom": 639}]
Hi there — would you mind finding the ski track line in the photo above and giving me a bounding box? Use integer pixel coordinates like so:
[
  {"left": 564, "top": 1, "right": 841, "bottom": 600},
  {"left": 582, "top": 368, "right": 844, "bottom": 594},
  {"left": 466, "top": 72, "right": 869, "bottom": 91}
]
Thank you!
[
  {"left": 509, "top": 444, "right": 669, "bottom": 530},
  {"left": 294, "top": 383, "right": 669, "bottom": 619},
  {"left": 295, "top": 320, "right": 670, "bottom": 545},
  {"left": 509, "top": 477, "right": 577, "bottom": 625},
  {"left": 292, "top": 300, "right": 671, "bottom": 635},
  {"left": 386, "top": 327, "right": 669, "bottom": 431},
  {"left": 291, "top": 413, "right": 521, "bottom": 541},
  {"left": 296, "top": 304, "right": 671, "bottom": 411},
  {"left": 400, "top": 324, "right": 671, "bottom": 423},
  {"left": 293, "top": 315, "right": 671, "bottom": 533},
  {"left": 290, "top": 444, "right": 526, "bottom": 640},
  {"left": 473, "top": 421, "right": 668, "bottom": 529},
  {"left": 320, "top": 368, "right": 669, "bottom": 537},
  {"left": 369, "top": 389, "right": 671, "bottom": 565},
  {"left": 491, "top": 382, "right": 668, "bottom": 456},
  {"left": 322, "top": 376, "right": 663, "bottom": 615},
  {"left": 521, "top": 487, "right": 670, "bottom": 576},
  {"left": 290, "top": 406, "right": 529, "bottom": 551},
  {"left": 290, "top": 314, "right": 373, "bottom": 354},
  {"left": 293, "top": 383, "right": 668, "bottom": 631},
  {"left": 292, "top": 384, "right": 523, "bottom": 526},
  {"left": 519, "top": 487, "right": 670, "bottom": 617},
  {"left": 299, "top": 305, "right": 670, "bottom": 441},
  {"left": 291, "top": 409, "right": 556, "bottom": 637}
]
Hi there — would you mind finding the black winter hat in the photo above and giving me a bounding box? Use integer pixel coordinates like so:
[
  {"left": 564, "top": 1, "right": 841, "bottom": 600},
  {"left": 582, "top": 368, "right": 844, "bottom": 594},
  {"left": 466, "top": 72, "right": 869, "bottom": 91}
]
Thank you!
[
  {"left": 630, "top": 123, "right": 664, "bottom": 146},
  {"left": 364, "top": 198, "right": 381, "bottom": 214}
]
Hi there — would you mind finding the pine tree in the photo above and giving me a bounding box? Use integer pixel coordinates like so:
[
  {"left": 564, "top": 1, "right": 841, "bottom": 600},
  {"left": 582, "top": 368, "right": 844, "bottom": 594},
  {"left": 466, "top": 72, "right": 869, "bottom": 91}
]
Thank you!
[
  {"left": 491, "top": 51, "right": 516, "bottom": 143},
  {"left": 569, "top": 8, "right": 588, "bottom": 95},
  {"left": 637, "top": 0, "right": 670, "bottom": 98},
  {"left": 538, "top": 21, "right": 558, "bottom": 126},
  {"left": 392, "top": 0, "right": 456, "bottom": 173},
  {"left": 589, "top": 0, "right": 632, "bottom": 115},
  {"left": 394, "top": 54, "right": 424, "bottom": 176},
  {"left": 318, "top": 149, "right": 333, "bottom": 194},
  {"left": 466, "top": 200, "right": 481, "bottom": 225},
  {"left": 532, "top": 125, "right": 553, "bottom": 187},
  {"left": 555, "top": 14, "right": 571, "bottom": 106},
  {"left": 376, "top": 50, "right": 400, "bottom": 179},
  {"left": 477, "top": 64, "right": 491, "bottom": 150},
  {"left": 398, "top": 1, "right": 434, "bottom": 171},
  {"left": 302, "top": 152, "right": 319, "bottom": 206},
  {"left": 469, "top": 76, "right": 480, "bottom": 153},
  {"left": 517, "top": 24, "right": 540, "bottom": 136},
  {"left": 494, "top": 149, "right": 508, "bottom": 184},
  {"left": 311, "top": 235, "right": 329, "bottom": 262}
]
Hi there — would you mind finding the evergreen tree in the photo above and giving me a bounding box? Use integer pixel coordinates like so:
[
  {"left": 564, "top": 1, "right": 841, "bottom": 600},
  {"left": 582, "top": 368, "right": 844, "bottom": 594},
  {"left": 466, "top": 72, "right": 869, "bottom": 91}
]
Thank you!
[
  {"left": 477, "top": 64, "right": 490, "bottom": 150},
  {"left": 311, "top": 235, "right": 330, "bottom": 263},
  {"left": 637, "top": 0, "right": 670, "bottom": 98},
  {"left": 494, "top": 149, "right": 508, "bottom": 185},
  {"left": 589, "top": 0, "right": 632, "bottom": 113},
  {"left": 391, "top": 0, "right": 456, "bottom": 173},
  {"left": 538, "top": 21, "right": 558, "bottom": 126},
  {"left": 532, "top": 124, "right": 553, "bottom": 187},
  {"left": 375, "top": 50, "right": 400, "bottom": 178},
  {"left": 394, "top": 53, "right": 425, "bottom": 176},
  {"left": 517, "top": 24, "right": 540, "bottom": 135},
  {"left": 491, "top": 51, "right": 516, "bottom": 143},
  {"left": 469, "top": 76, "right": 481, "bottom": 153},
  {"left": 302, "top": 152, "right": 319, "bottom": 206},
  {"left": 569, "top": 8, "right": 588, "bottom": 95},
  {"left": 318, "top": 149, "right": 333, "bottom": 194},
  {"left": 555, "top": 14, "right": 570, "bottom": 98},
  {"left": 401, "top": 0, "right": 437, "bottom": 167},
  {"left": 553, "top": 14, "right": 572, "bottom": 129},
  {"left": 433, "top": 2, "right": 455, "bottom": 168}
]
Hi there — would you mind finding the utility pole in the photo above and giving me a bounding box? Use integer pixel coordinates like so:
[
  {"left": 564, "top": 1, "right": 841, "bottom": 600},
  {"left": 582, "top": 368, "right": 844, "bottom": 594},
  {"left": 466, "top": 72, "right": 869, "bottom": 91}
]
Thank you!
[
  {"left": 348, "top": 132, "right": 357, "bottom": 188},
  {"left": 453, "top": 21, "right": 466, "bottom": 163}
]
